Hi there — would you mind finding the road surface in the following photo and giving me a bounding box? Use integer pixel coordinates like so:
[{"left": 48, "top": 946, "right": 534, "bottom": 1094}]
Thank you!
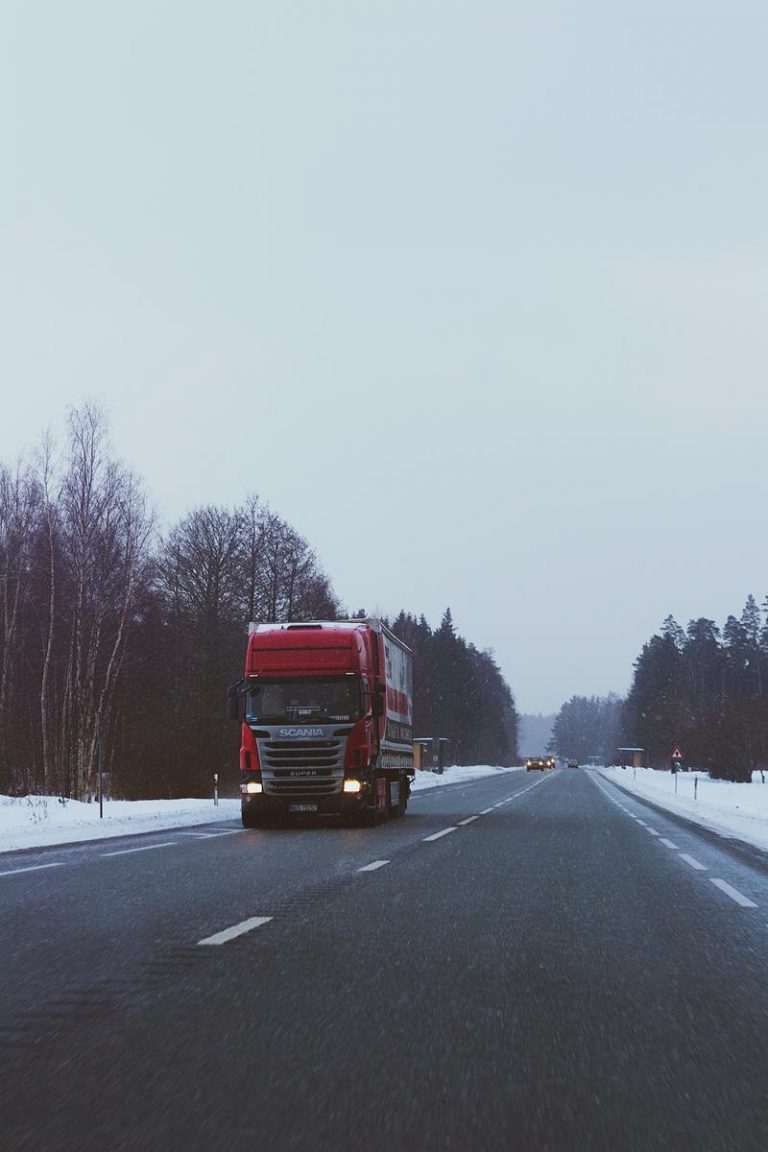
[{"left": 2, "top": 768, "right": 768, "bottom": 1151}]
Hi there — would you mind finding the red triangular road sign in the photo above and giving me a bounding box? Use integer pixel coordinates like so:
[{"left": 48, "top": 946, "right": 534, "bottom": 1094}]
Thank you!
[{"left": 670, "top": 746, "right": 683, "bottom": 760}]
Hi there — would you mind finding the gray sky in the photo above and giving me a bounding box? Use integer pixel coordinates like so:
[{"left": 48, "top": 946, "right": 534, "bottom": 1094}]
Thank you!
[{"left": 3, "top": 1, "right": 768, "bottom": 713}]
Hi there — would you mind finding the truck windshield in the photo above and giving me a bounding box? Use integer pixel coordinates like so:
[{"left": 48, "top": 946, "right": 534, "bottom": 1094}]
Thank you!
[{"left": 245, "top": 677, "right": 362, "bottom": 724}]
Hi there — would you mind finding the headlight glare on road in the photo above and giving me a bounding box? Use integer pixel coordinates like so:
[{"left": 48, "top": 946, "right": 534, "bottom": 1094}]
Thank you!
[
  {"left": 242, "top": 781, "right": 263, "bottom": 795},
  {"left": 343, "top": 779, "right": 362, "bottom": 794}
]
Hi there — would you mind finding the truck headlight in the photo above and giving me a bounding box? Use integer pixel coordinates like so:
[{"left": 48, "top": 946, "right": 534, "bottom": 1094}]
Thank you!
[
  {"left": 343, "top": 779, "right": 362, "bottom": 794},
  {"left": 241, "top": 781, "right": 263, "bottom": 795}
]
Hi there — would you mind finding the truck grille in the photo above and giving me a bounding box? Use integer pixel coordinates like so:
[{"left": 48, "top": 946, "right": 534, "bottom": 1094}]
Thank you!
[{"left": 258, "top": 735, "right": 346, "bottom": 797}]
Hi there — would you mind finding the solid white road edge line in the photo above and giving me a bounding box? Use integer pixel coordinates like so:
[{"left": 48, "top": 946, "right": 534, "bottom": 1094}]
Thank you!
[
  {"left": 709, "top": 879, "right": 758, "bottom": 908},
  {"left": 198, "top": 916, "right": 273, "bottom": 946},
  {"left": 660, "top": 839, "right": 679, "bottom": 849},
  {"left": 458, "top": 816, "right": 480, "bottom": 826},
  {"left": 423, "top": 827, "right": 457, "bottom": 842},
  {"left": 358, "top": 860, "right": 390, "bottom": 872},
  {"left": 102, "top": 842, "right": 177, "bottom": 858},
  {"left": 679, "top": 853, "right": 707, "bottom": 871},
  {"left": 175, "top": 829, "right": 244, "bottom": 839},
  {"left": 0, "top": 862, "right": 65, "bottom": 878}
]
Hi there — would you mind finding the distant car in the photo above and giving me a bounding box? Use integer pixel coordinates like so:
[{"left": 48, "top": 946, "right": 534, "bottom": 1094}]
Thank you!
[
  {"left": 567, "top": 759, "right": 579, "bottom": 769},
  {"left": 526, "top": 756, "right": 555, "bottom": 771}
]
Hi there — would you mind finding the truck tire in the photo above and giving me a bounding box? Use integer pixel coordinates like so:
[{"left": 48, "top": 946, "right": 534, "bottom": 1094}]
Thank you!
[{"left": 242, "top": 807, "right": 262, "bottom": 829}]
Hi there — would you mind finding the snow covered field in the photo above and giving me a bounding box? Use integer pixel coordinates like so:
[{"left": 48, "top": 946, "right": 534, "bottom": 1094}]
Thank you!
[
  {"left": 0, "top": 765, "right": 522, "bottom": 853},
  {"left": 598, "top": 766, "right": 768, "bottom": 852}
]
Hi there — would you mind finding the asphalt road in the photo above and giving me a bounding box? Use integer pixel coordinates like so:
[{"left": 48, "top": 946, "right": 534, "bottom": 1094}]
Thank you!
[{"left": 3, "top": 768, "right": 768, "bottom": 1151}]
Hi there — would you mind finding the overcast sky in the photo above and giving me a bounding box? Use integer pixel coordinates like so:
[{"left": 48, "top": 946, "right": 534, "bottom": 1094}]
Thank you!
[{"left": 3, "top": 1, "right": 767, "bottom": 713}]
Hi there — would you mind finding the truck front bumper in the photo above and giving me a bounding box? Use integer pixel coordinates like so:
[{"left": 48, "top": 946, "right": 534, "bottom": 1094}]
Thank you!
[{"left": 241, "top": 789, "right": 370, "bottom": 820}]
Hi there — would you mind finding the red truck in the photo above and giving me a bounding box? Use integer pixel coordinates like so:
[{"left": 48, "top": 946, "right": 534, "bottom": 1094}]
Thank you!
[{"left": 228, "top": 618, "right": 415, "bottom": 827}]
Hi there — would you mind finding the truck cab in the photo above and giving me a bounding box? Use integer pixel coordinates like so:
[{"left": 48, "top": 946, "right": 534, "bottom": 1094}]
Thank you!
[{"left": 229, "top": 619, "right": 414, "bottom": 827}]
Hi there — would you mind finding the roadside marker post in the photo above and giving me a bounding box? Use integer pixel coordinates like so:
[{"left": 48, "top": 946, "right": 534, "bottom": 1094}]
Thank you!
[{"left": 670, "top": 746, "right": 684, "bottom": 794}]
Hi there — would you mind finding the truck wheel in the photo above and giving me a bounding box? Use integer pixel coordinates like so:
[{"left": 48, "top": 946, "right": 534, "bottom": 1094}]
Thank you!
[{"left": 242, "top": 808, "right": 262, "bottom": 829}]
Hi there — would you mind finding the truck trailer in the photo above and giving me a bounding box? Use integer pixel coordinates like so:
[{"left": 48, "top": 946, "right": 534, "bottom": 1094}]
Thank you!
[{"left": 228, "top": 619, "right": 415, "bottom": 827}]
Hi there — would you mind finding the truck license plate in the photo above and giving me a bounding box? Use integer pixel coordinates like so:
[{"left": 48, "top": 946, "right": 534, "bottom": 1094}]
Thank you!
[{"left": 289, "top": 803, "right": 318, "bottom": 813}]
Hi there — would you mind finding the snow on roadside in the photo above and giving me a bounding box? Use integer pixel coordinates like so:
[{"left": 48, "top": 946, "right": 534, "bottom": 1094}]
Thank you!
[
  {"left": 0, "top": 795, "right": 242, "bottom": 853},
  {"left": 598, "top": 766, "right": 768, "bottom": 853},
  {"left": 411, "top": 764, "right": 522, "bottom": 793},
  {"left": 0, "top": 765, "right": 522, "bottom": 853}
]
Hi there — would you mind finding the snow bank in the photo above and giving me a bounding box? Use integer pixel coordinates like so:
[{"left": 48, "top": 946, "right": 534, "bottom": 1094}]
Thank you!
[
  {"left": 0, "top": 795, "right": 242, "bottom": 853},
  {"left": 598, "top": 766, "right": 768, "bottom": 853},
  {"left": 411, "top": 764, "right": 522, "bottom": 793},
  {"left": 0, "top": 765, "right": 522, "bottom": 853}
]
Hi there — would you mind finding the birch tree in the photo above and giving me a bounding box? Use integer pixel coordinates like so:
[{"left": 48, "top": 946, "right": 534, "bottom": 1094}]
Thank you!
[
  {"left": 58, "top": 404, "right": 151, "bottom": 798},
  {"left": 0, "top": 463, "right": 41, "bottom": 791}
]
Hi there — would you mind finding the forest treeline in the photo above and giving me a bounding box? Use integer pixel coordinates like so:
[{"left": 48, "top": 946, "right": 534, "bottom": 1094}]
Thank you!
[
  {"left": 0, "top": 405, "right": 518, "bottom": 799},
  {"left": 547, "top": 599, "right": 768, "bottom": 782},
  {"left": 547, "top": 695, "right": 623, "bottom": 764},
  {"left": 389, "top": 609, "right": 518, "bottom": 767},
  {"left": 622, "top": 602, "right": 768, "bottom": 781}
]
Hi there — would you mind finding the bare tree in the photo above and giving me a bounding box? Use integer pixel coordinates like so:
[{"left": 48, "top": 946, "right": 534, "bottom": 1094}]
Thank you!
[
  {"left": 57, "top": 404, "right": 151, "bottom": 798},
  {"left": 160, "top": 505, "right": 244, "bottom": 626},
  {"left": 0, "top": 462, "right": 41, "bottom": 790},
  {"left": 35, "top": 433, "right": 60, "bottom": 793},
  {"left": 249, "top": 507, "right": 336, "bottom": 623}
]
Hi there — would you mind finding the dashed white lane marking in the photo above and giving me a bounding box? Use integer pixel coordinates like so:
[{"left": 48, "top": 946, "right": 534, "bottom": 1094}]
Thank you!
[
  {"left": 101, "top": 842, "right": 177, "bottom": 858},
  {"left": 595, "top": 777, "right": 762, "bottom": 912},
  {"left": 423, "top": 827, "right": 457, "bottom": 842},
  {"left": 599, "top": 778, "right": 760, "bottom": 906},
  {"left": 480, "top": 807, "right": 495, "bottom": 815},
  {"left": 458, "top": 816, "right": 480, "bottom": 826},
  {"left": 358, "top": 860, "right": 389, "bottom": 872},
  {"left": 709, "top": 879, "right": 758, "bottom": 908},
  {"left": 198, "top": 916, "right": 272, "bottom": 946},
  {"left": 0, "top": 862, "right": 65, "bottom": 878}
]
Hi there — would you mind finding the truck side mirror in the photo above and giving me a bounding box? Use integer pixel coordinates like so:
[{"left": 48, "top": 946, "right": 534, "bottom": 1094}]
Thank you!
[{"left": 226, "top": 682, "right": 242, "bottom": 722}]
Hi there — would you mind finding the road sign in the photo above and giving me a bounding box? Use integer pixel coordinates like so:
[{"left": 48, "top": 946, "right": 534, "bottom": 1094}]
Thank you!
[{"left": 670, "top": 746, "right": 683, "bottom": 761}]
